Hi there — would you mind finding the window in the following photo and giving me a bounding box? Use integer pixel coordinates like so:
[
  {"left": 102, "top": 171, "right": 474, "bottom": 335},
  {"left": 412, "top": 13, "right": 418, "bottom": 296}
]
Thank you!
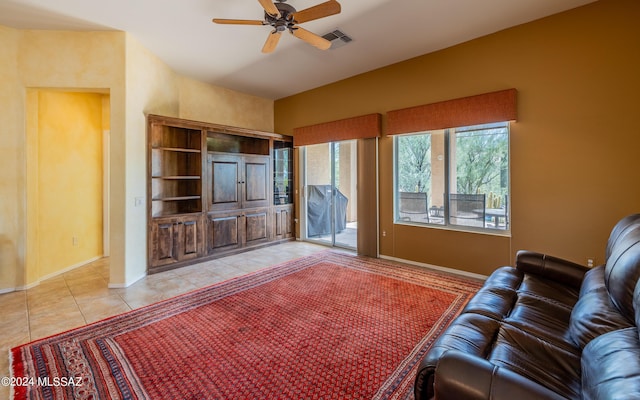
[{"left": 394, "top": 122, "right": 510, "bottom": 232}]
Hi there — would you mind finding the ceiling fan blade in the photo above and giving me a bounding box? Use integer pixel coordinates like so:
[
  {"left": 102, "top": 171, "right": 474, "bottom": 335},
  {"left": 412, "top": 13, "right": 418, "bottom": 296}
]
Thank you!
[
  {"left": 212, "top": 18, "right": 265, "bottom": 25},
  {"left": 257, "top": 0, "right": 281, "bottom": 18},
  {"left": 292, "top": 0, "right": 341, "bottom": 24},
  {"left": 262, "top": 31, "right": 282, "bottom": 53},
  {"left": 291, "top": 27, "right": 331, "bottom": 50}
]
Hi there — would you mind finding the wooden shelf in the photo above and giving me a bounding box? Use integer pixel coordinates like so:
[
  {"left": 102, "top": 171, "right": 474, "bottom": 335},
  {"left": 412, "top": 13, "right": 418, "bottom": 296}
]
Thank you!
[
  {"left": 152, "top": 176, "right": 201, "bottom": 180},
  {"left": 153, "top": 196, "right": 201, "bottom": 201},
  {"left": 152, "top": 146, "right": 202, "bottom": 153}
]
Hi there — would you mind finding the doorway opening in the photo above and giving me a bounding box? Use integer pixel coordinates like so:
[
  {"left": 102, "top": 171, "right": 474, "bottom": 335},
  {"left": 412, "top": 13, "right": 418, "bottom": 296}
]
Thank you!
[
  {"left": 26, "top": 89, "right": 110, "bottom": 283},
  {"left": 302, "top": 140, "right": 357, "bottom": 250}
]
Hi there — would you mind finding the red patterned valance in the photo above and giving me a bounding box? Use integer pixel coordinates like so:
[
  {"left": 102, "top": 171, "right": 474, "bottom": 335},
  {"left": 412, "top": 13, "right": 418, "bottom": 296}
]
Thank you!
[
  {"left": 293, "top": 113, "right": 381, "bottom": 147},
  {"left": 387, "top": 89, "right": 517, "bottom": 135}
]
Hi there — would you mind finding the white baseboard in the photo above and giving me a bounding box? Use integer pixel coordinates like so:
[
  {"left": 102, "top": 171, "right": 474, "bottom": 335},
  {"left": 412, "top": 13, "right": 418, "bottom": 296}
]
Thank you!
[
  {"left": 1, "top": 256, "right": 103, "bottom": 292},
  {"left": 380, "top": 255, "right": 488, "bottom": 281},
  {"left": 39, "top": 256, "right": 103, "bottom": 282},
  {"left": 108, "top": 272, "right": 146, "bottom": 289}
]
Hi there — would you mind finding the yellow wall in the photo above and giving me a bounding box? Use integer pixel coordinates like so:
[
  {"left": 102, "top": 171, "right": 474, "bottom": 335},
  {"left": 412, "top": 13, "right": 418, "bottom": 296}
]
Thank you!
[
  {"left": 36, "top": 91, "right": 104, "bottom": 277},
  {"left": 275, "top": 0, "right": 640, "bottom": 276},
  {"left": 0, "top": 25, "right": 24, "bottom": 291},
  {"left": 1, "top": 26, "right": 274, "bottom": 290}
]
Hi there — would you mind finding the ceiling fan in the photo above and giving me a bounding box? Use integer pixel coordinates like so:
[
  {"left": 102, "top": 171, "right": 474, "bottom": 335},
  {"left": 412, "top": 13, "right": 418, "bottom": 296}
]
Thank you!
[{"left": 212, "top": 0, "right": 341, "bottom": 53}]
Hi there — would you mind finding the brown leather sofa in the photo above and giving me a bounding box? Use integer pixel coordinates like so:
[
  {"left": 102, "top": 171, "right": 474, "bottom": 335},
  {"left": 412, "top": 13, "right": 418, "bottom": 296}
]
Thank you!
[{"left": 414, "top": 214, "right": 640, "bottom": 399}]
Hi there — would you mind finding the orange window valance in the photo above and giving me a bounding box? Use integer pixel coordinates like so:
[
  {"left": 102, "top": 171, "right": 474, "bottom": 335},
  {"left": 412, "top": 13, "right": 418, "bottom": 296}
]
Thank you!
[
  {"left": 293, "top": 113, "right": 381, "bottom": 147},
  {"left": 387, "top": 88, "right": 517, "bottom": 135}
]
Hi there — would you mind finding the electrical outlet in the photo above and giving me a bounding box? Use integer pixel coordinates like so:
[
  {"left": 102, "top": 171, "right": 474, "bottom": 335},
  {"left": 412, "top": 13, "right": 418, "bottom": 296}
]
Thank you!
[
  {"left": 587, "top": 258, "right": 594, "bottom": 268},
  {"left": 382, "top": 230, "right": 386, "bottom": 237},
  {"left": 72, "top": 236, "right": 79, "bottom": 247}
]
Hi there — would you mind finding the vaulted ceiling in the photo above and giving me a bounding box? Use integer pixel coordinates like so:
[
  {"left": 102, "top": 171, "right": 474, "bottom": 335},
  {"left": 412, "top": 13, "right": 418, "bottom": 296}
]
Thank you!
[{"left": 0, "top": 0, "right": 596, "bottom": 99}]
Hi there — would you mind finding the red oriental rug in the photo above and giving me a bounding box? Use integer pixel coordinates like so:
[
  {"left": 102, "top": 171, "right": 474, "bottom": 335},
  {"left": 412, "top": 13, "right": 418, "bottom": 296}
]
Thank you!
[{"left": 11, "top": 251, "right": 481, "bottom": 399}]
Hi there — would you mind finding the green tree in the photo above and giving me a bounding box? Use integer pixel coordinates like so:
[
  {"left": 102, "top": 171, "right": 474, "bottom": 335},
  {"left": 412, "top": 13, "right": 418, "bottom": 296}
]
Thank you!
[
  {"left": 455, "top": 127, "right": 508, "bottom": 197},
  {"left": 397, "top": 134, "right": 431, "bottom": 193}
]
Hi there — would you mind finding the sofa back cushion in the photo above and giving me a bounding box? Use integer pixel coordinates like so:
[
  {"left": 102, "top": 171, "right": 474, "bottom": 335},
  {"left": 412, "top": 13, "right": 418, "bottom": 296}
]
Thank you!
[
  {"left": 604, "top": 214, "right": 640, "bottom": 321},
  {"left": 605, "top": 214, "right": 640, "bottom": 260},
  {"left": 570, "top": 266, "right": 633, "bottom": 348},
  {"left": 581, "top": 327, "right": 640, "bottom": 400}
]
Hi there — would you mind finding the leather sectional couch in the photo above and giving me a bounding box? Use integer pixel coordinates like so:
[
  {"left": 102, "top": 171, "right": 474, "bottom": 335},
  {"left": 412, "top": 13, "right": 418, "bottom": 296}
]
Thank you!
[{"left": 415, "top": 213, "right": 640, "bottom": 399}]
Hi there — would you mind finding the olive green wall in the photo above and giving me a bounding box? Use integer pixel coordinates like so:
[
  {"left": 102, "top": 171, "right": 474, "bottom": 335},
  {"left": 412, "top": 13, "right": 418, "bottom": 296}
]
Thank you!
[{"left": 275, "top": 0, "right": 640, "bottom": 276}]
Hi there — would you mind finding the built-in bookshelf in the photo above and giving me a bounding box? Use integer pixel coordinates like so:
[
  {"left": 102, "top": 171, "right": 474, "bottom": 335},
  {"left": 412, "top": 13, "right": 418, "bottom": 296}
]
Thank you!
[
  {"left": 147, "top": 114, "right": 294, "bottom": 273},
  {"left": 150, "top": 124, "right": 203, "bottom": 217}
]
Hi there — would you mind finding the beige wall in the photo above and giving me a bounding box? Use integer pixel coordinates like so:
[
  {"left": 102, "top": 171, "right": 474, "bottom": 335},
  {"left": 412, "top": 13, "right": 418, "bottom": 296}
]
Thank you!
[
  {"left": 178, "top": 76, "right": 274, "bottom": 131},
  {"left": 275, "top": 0, "right": 640, "bottom": 276},
  {"left": 1, "top": 27, "right": 274, "bottom": 290},
  {"left": 121, "top": 34, "right": 180, "bottom": 286}
]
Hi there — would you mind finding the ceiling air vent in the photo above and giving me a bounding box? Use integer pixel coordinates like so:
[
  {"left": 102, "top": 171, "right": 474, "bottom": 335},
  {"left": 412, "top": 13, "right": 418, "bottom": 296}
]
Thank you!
[{"left": 321, "top": 29, "right": 352, "bottom": 49}]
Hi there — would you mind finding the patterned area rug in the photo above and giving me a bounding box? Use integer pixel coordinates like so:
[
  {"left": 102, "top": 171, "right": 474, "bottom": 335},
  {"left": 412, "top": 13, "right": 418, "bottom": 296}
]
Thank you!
[{"left": 11, "top": 251, "right": 481, "bottom": 399}]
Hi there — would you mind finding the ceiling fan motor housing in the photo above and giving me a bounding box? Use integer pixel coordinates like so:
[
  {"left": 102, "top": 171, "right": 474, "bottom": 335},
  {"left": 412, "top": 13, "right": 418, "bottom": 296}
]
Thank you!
[{"left": 266, "top": 2, "right": 296, "bottom": 31}]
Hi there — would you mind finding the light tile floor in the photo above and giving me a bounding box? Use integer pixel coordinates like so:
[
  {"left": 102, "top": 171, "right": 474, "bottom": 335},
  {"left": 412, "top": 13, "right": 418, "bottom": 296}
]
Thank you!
[{"left": 0, "top": 241, "right": 328, "bottom": 398}]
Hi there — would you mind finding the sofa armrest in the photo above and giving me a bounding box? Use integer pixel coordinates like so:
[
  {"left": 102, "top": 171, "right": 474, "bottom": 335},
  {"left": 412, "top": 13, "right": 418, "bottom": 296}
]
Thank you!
[
  {"left": 516, "top": 250, "right": 589, "bottom": 288},
  {"left": 434, "top": 350, "right": 565, "bottom": 400}
]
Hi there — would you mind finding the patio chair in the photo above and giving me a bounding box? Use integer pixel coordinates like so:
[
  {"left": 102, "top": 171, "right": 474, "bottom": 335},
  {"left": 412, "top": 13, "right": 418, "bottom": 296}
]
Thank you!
[
  {"left": 398, "top": 192, "right": 429, "bottom": 223},
  {"left": 449, "top": 193, "right": 486, "bottom": 227}
]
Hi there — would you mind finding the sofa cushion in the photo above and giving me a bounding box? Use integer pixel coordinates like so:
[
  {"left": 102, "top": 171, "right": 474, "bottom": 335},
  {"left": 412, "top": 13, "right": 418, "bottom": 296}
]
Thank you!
[
  {"left": 461, "top": 266, "right": 521, "bottom": 320},
  {"left": 604, "top": 227, "right": 640, "bottom": 321},
  {"left": 581, "top": 327, "right": 640, "bottom": 400},
  {"left": 505, "top": 291, "right": 577, "bottom": 352},
  {"left": 489, "top": 323, "right": 582, "bottom": 399},
  {"left": 463, "top": 267, "right": 580, "bottom": 350},
  {"left": 579, "top": 263, "right": 606, "bottom": 297},
  {"left": 421, "top": 313, "right": 502, "bottom": 366},
  {"left": 570, "top": 266, "right": 633, "bottom": 348},
  {"left": 605, "top": 214, "right": 640, "bottom": 260}
]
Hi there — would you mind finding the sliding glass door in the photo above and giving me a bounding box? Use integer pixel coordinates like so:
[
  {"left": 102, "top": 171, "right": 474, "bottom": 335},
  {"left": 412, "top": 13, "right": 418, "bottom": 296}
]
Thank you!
[{"left": 303, "top": 140, "right": 357, "bottom": 250}]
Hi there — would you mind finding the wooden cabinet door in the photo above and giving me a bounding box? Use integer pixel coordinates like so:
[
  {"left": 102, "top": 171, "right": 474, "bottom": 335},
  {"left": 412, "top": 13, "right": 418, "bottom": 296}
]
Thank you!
[
  {"left": 207, "top": 211, "right": 242, "bottom": 252},
  {"left": 244, "top": 208, "right": 269, "bottom": 245},
  {"left": 150, "top": 215, "right": 203, "bottom": 268},
  {"left": 150, "top": 218, "right": 179, "bottom": 267},
  {"left": 208, "top": 154, "right": 241, "bottom": 211},
  {"left": 177, "top": 215, "right": 202, "bottom": 261},
  {"left": 274, "top": 205, "right": 294, "bottom": 240},
  {"left": 242, "top": 155, "right": 270, "bottom": 209}
]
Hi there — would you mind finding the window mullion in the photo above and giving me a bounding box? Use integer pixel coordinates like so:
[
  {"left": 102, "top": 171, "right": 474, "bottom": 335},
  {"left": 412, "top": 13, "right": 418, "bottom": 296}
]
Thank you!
[{"left": 443, "top": 129, "right": 451, "bottom": 226}]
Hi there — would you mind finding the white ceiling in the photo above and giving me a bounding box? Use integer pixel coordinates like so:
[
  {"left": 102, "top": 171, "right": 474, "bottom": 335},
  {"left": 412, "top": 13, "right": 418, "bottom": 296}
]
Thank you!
[{"left": 0, "top": 0, "right": 596, "bottom": 99}]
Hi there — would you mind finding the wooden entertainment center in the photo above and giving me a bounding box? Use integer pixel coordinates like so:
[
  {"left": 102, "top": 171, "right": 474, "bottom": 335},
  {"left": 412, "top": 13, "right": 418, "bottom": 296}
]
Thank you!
[{"left": 147, "top": 114, "right": 294, "bottom": 273}]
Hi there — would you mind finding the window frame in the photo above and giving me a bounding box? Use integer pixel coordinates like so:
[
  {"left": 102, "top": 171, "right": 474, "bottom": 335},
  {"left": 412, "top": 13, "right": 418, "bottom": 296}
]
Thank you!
[{"left": 393, "top": 122, "right": 511, "bottom": 236}]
